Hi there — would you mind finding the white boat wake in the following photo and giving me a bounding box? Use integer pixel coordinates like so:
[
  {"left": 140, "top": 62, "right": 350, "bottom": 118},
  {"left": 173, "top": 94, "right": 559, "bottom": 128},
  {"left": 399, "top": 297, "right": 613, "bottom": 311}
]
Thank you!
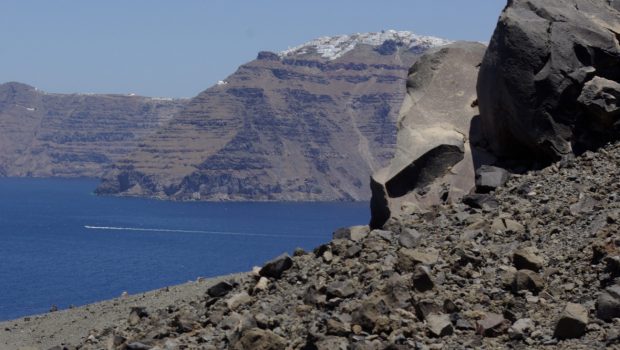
[{"left": 83, "top": 225, "right": 316, "bottom": 239}]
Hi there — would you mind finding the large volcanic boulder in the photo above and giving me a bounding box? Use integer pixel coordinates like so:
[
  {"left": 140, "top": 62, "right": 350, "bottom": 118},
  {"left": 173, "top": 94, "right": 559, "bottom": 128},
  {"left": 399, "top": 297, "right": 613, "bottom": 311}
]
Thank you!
[
  {"left": 477, "top": 0, "right": 620, "bottom": 163},
  {"left": 370, "top": 42, "right": 488, "bottom": 229}
]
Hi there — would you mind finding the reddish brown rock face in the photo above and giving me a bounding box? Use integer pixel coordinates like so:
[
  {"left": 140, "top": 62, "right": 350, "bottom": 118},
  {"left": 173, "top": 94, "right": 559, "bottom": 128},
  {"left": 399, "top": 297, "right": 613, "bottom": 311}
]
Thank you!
[
  {"left": 96, "top": 32, "right": 450, "bottom": 201},
  {"left": 0, "top": 82, "right": 185, "bottom": 177}
]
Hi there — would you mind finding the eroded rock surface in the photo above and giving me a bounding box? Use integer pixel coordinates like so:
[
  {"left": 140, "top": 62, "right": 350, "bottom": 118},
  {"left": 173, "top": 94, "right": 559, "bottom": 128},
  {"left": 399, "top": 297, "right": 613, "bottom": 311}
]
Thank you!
[
  {"left": 43, "top": 141, "right": 620, "bottom": 350},
  {"left": 477, "top": 0, "right": 620, "bottom": 163},
  {"left": 370, "top": 41, "right": 488, "bottom": 228}
]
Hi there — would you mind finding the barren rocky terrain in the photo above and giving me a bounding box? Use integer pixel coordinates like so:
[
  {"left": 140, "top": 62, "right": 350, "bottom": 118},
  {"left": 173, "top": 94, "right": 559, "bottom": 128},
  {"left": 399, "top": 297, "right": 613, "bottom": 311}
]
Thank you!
[
  {"left": 0, "top": 274, "right": 240, "bottom": 350},
  {"left": 2, "top": 1, "right": 619, "bottom": 349},
  {"left": 17, "top": 141, "right": 619, "bottom": 350}
]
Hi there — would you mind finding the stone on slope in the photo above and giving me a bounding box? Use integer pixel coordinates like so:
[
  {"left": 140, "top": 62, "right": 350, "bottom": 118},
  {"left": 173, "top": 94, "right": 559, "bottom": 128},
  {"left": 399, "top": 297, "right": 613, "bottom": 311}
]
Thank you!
[
  {"left": 475, "top": 165, "right": 510, "bottom": 193},
  {"left": 462, "top": 193, "right": 499, "bottom": 210},
  {"left": 578, "top": 77, "right": 620, "bottom": 131},
  {"left": 513, "top": 270, "right": 544, "bottom": 294},
  {"left": 325, "top": 280, "right": 356, "bottom": 299},
  {"left": 352, "top": 295, "right": 390, "bottom": 332},
  {"left": 259, "top": 254, "right": 293, "bottom": 279},
  {"left": 231, "top": 328, "right": 286, "bottom": 350},
  {"left": 326, "top": 318, "right": 351, "bottom": 337},
  {"left": 412, "top": 265, "right": 434, "bottom": 292},
  {"left": 570, "top": 193, "right": 603, "bottom": 217},
  {"left": 313, "top": 336, "right": 349, "bottom": 350},
  {"left": 513, "top": 247, "right": 544, "bottom": 272},
  {"left": 415, "top": 300, "right": 442, "bottom": 321},
  {"left": 508, "top": 318, "right": 534, "bottom": 340},
  {"left": 128, "top": 307, "right": 149, "bottom": 326},
  {"left": 370, "top": 41, "right": 488, "bottom": 229},
  {"left": 476, "top": 313, "right": 509, "bottom": 337},
  {"left": 207, "top": 281, "right": 234, "bottom": 298},
  {"left": 254, "top": 277, "right": 269, "bottom": 292},
  {"left": 398, "top": 227, "right": 422, "bottom": 248},
  {"left": 397, "top": 248, "right": 439, "bottom": 272},
  {"left": 554, "top": 303, "right": 588, "bottom": 340},
  {"left": 125, "top": 342, "right": 152, "bottom": 350},
  {"left": 226, "top": 292, "right": 252, "bottom": 311},
  {"left": 332, "top": 226, "right": 370, "bottom": 242},
  {"left": 492, "top": 217, "right": 525, "bottom": 234},
  {"left": 426, "top": 313, "right": 453, "bottom": 337},
  {"left": 477, "top": 0, "right": 620, "bottom": 162},
  {"left": 596, "top": 284, "right": 620, "bottom": 322}
]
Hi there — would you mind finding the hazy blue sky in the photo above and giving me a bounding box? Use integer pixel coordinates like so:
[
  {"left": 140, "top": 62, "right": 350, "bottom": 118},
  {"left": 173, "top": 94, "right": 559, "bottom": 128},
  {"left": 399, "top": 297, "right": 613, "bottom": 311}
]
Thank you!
[{"left": 0, "top": 1, "right": 506, "bottom": 97}]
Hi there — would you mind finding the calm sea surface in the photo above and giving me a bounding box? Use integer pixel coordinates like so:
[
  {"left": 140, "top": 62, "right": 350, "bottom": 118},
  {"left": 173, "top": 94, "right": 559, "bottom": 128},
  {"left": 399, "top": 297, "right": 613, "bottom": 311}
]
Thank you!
[{"left": 0, "top": 178, "right": 369, "bottom": 321}]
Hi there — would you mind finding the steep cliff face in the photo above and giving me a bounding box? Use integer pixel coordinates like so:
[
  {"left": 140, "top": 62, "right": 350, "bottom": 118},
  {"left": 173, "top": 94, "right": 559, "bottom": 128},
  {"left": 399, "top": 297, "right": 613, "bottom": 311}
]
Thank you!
[
  {"left": 97, "top": 31, "right": 450, "bottom": 201},
  {"left": 0, "top": 82, "right": 186, "bottom": 177}
]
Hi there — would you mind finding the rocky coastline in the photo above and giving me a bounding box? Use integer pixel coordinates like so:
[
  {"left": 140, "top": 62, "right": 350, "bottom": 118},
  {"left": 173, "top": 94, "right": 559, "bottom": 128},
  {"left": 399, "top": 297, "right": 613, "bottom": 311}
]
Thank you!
[{"left": 1, "top": 0, "right": 619, "bottom": 349}]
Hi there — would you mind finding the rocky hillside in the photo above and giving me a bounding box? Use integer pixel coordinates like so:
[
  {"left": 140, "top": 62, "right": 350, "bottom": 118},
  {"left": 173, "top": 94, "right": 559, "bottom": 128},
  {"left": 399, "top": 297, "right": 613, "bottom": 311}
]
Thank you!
[
  {"left": 51, "top": 1, "right": 616, "bottom": 349},
  {"left": 0, "top": 82, "right": 185, "bottom": 177},
  {"left": 95, "top": 31, "right": 450, "bottom": 201},
  {"left": 4, "top": 1, "right": 619, "bottom": 349},
  {"left": 48, "top": 142, "right": 620, "bottom": 350}
]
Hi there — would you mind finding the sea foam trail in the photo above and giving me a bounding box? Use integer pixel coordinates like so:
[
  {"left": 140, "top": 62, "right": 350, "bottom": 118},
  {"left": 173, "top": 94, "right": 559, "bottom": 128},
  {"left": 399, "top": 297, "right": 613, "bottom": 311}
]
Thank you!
[{"left": 83, "top": 225, "right": 317, "bottom": 239}]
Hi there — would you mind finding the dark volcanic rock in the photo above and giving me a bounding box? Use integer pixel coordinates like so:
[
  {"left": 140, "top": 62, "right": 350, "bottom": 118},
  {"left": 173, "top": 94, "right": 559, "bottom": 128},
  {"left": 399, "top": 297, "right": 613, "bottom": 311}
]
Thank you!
[
  {"left": 462, "top": 193, "right": 499, "bottom": 210},
  {"left": 0, "top": 82, "right": 185, "bottom": 178},
  {"left": 207, "top": 281, "right": 234, "bottom": 298},
  {"left": 398, "top": 227, "right": 422, "bottom": 248},
  {"left": 477, "top": 0, "right": 620, "bottom": 163},
  {"left": 232, "top": 328, "right": 286, "bottom": 350},
  {"left": 476, "top": 313, "right": 509, "bottom": 337},
  {"left": 325, "top": 280, "right": 356, "bottom": 299},
  {"left": 62, "top": 140, "right": 620, "bottom": 350},
  {"left": 259, "top": 253, "right": 293, "bottom": 279},
  {"left": 596, "top": 284, "right": 620, "bottom": 322},
  {"left": 513, "top": 246, "right": 544, "bottom": 272},
  {"left": 554, "top": 303, "right": 588, "bottom": 340},
  {"left": 427, "top": 313, "right": 453, "bottom": 337},
  {"left": 125, "top": 342, "right": 151, "bottom": 350},
  {"left": 332, "top": 225, "right": 369, "bottom": 242},
  {"left": 475, "top": 165, "right": 510, "bottom": 193},
  {"left": 512, "top": 270, "right": 544, "bottom": 294}
]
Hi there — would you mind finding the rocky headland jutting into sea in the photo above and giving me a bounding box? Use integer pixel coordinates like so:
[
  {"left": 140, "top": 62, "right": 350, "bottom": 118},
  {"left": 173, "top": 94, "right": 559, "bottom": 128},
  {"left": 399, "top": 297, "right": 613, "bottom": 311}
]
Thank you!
[{"left": 2, "top": 0, "right": 620, "bottom": 349}]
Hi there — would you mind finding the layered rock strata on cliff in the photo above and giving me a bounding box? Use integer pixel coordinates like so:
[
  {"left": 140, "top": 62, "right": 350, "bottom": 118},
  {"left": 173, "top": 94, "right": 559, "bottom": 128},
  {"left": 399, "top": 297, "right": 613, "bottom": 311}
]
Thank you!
[
  {"left": 96, "top": 31, "right": 451, "bottom": 201},
  {"left": 0, "top": 82, "right": 185, "bottom": 177},
  {"left": 66, "top": 141, "right": 620, "bottom": 350}
]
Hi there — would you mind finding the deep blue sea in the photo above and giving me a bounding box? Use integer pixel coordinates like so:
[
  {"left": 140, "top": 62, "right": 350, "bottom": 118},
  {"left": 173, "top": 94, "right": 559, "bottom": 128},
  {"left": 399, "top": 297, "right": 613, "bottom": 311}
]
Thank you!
[{"left": 0, "top": 178, "right": 368, "bottom": 321}]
